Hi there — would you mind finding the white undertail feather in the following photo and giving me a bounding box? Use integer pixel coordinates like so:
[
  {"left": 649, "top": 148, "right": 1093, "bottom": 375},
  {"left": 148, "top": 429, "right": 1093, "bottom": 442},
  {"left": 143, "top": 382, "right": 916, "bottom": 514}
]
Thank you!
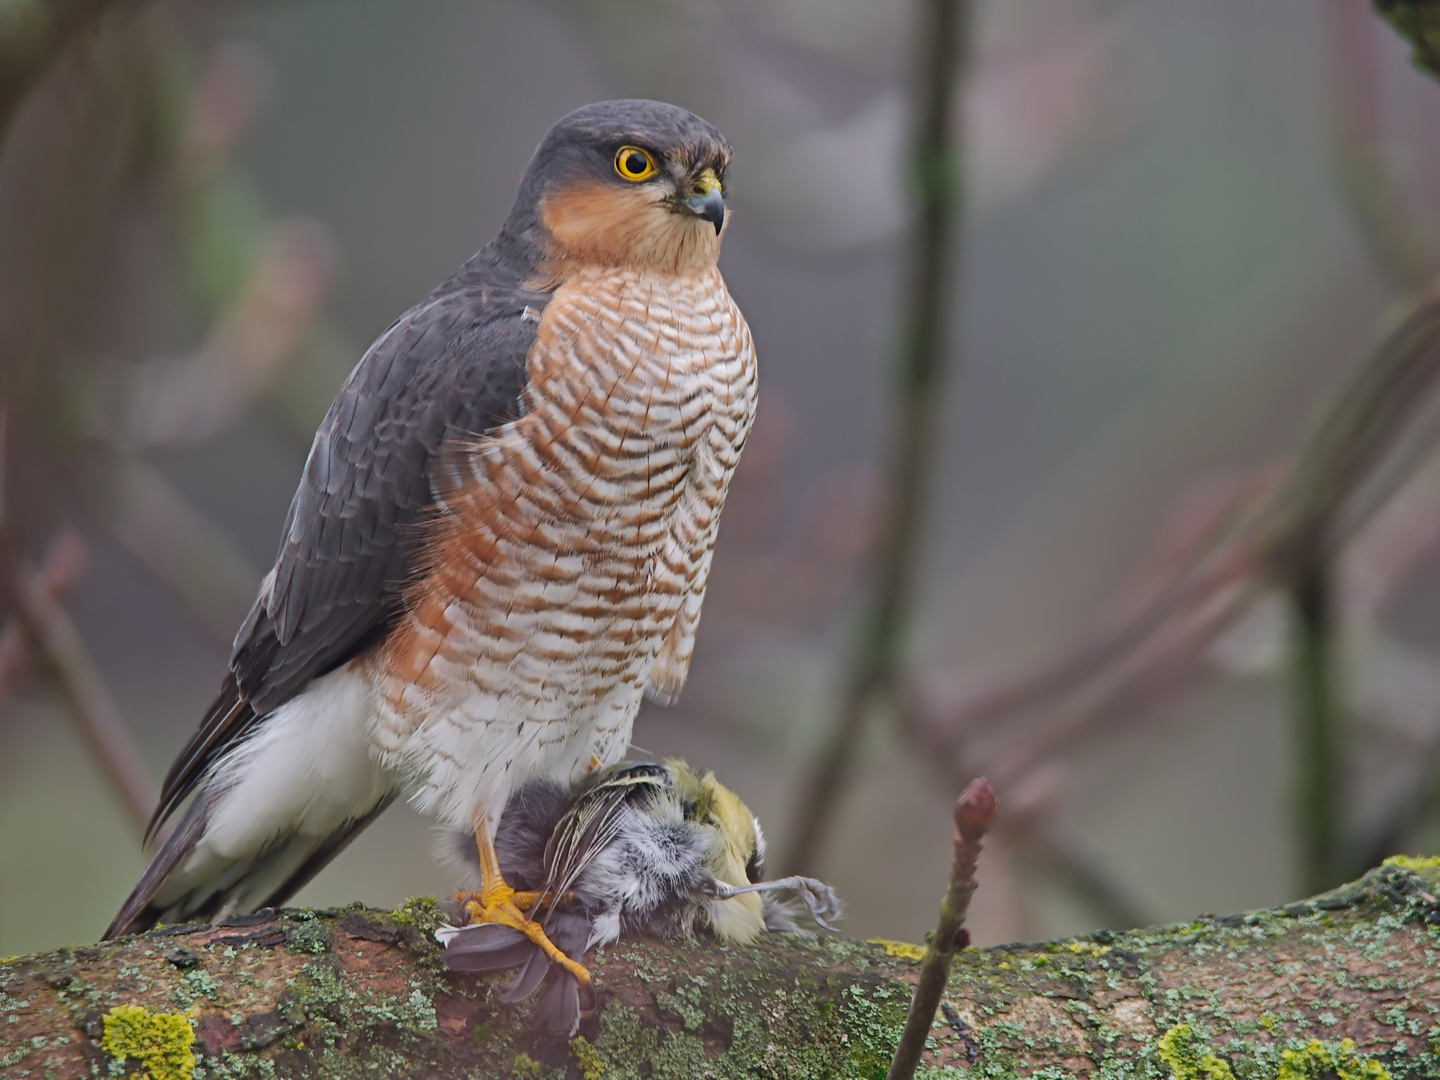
[{"left": 156, "top": 664, "right": 393, "bottom": 914}]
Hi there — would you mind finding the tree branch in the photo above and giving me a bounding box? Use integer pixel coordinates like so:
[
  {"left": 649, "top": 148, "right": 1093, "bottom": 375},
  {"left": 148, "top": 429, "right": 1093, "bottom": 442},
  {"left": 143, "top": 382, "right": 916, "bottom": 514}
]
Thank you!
[
  {"left": 4, "top": 860, "right": 1440, "bottom": 1077},
  {"left": 786, "top": 0, "right": 971, "bottom": 879},
  {"left": 12, "top": 542, "right": 156, "bottom": 834},
  {"left": 0, "top": 0, "right": 147, "bottom": 151}
]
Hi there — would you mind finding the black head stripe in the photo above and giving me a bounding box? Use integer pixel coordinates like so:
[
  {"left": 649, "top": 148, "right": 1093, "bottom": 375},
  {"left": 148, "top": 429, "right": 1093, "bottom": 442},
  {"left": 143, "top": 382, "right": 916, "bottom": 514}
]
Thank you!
[{"left": 747, "top": 820, "right": 768, "bottom": 883}]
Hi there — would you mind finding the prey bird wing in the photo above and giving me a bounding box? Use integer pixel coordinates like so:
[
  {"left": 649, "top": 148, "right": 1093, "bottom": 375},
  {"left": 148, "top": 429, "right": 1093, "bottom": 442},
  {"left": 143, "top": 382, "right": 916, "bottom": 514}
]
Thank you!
[{"left": 541, "top": 763, "right": 671, "bottom": 906}]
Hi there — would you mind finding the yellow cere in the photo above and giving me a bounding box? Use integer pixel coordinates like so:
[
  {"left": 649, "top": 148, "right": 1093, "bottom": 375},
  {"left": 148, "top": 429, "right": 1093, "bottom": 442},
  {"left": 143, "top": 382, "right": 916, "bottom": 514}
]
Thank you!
[
  {"left": 614, "top": 146, "right": 657, "bottom": 182},
  {"left": 692, "top": 168, "right": 722, "bottom": 195},
  {"left": 870, "top": 938, "right": 927, "bottom": 961}
]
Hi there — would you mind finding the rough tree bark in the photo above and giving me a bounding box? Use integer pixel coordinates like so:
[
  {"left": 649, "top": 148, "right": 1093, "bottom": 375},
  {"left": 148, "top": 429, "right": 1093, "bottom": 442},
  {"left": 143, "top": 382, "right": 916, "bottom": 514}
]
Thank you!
[{"left": 2, "top": 857, "right": 1439, "bottom": 1079}]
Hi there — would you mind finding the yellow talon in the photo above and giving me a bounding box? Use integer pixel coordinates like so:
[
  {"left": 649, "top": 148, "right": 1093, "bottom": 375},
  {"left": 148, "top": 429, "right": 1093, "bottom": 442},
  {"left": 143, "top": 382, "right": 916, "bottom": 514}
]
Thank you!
[
  {"left": 450, "top": 888, "right": 549, "bottom": 916},
  {"left": 460, "top": 809, "right": 592, "bottom": 985},
  {"left": 461, "top": 885, "right": 591, "bottom": 984}
]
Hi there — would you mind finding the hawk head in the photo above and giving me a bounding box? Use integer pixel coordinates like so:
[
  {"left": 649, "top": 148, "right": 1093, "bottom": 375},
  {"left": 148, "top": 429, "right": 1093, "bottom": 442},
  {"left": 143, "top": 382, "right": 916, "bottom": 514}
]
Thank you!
[{"left": 503, "top": 99, "right": 733, "bottom": 277}]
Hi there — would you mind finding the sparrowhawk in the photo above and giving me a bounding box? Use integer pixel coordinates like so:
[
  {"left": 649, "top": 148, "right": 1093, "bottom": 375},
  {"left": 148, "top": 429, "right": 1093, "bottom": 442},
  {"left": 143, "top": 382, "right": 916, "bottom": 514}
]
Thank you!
[{"left": 104, "top": 100, "right": 757, "bottom": 981}]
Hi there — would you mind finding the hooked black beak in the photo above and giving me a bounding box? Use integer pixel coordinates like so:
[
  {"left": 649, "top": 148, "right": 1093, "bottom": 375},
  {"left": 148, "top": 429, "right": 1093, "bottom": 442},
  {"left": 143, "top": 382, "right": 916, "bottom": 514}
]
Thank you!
[{"left": 685, "top": 187, "right": 726, "bottom": 234}]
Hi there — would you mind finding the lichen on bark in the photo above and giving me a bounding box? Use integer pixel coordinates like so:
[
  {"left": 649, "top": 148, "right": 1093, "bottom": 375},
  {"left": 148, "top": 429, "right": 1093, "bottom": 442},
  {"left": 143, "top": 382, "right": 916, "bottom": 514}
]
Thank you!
[{"left": 2, "top": 859, "right": 1440, "bottom": 1078}]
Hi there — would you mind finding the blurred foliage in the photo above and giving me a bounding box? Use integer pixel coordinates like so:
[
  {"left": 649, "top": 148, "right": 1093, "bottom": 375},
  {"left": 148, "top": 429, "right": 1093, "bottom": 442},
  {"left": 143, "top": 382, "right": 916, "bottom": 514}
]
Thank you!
[
  {"left": 1375, "top": 0, "right": 1440, "bottom": 78},
  {"left": 0, "top": 3, "right": 341, "bottom": 830}
]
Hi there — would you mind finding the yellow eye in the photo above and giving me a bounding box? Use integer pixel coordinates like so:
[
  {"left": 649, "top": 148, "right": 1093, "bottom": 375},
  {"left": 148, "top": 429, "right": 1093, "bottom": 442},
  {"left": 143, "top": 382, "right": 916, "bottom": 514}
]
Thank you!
[{"left": 614, "top": 146, "right": 657, "bottom": 182}]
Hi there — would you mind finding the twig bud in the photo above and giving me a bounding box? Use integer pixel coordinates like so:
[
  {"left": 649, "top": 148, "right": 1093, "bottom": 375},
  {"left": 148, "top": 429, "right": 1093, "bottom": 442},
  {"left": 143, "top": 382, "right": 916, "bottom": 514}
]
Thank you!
[{"left": 954, "top": 776, "right": 997, "bottom": 841}]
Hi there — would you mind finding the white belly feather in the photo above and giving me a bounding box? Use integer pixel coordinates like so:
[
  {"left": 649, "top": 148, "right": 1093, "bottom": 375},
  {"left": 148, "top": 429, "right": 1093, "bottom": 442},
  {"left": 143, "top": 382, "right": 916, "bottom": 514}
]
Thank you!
[{"left": 161, "top": 663, "right": 392, "bottom": 913}]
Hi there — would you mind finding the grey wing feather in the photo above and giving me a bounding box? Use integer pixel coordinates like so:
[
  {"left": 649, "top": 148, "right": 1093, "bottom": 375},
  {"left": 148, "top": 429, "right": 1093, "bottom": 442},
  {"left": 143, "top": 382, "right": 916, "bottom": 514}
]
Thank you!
[
  {"left": 147, "top": 251, "right": 551, "bottom": 845},
  {"left": 105, "top": 792, "right": 397, "bottom": 941},
  {"left": 238, "top": 278, "right": 548, "bottom": 712}
]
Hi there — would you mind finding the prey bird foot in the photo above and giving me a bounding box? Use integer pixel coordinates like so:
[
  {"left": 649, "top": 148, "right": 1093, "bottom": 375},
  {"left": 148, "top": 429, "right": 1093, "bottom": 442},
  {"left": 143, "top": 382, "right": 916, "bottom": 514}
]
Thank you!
[{"left": 461, "top": 884, "right": 591, "bottom": 985}]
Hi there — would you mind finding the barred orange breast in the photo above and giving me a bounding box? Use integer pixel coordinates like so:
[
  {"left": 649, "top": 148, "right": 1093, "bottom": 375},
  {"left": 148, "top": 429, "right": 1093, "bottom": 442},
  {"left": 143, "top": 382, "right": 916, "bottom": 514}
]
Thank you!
[{"left": 368, "top": 263, "right": 757, "bottom": 830}]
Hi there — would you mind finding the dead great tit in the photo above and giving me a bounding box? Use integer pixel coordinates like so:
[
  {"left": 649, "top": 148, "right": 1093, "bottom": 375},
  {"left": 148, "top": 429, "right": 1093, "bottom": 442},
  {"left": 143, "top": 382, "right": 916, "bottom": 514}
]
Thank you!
[{"left": 435, "top": 759, "right": 842, "bottom": 1036}]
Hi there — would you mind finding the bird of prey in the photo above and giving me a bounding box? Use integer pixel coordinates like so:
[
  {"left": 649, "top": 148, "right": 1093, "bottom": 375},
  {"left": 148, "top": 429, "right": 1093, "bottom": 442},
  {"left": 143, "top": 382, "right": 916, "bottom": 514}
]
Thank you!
[
  {"left": 104, "top": 100, "right": 758, "bottom": 981},
  {"left": 438, "top": 759, "right": 842, "bottom": 1037}
]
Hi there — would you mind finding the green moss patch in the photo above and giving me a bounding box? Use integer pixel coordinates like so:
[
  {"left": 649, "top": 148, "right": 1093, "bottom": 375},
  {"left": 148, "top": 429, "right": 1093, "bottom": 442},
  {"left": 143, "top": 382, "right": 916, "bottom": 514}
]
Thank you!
[
  {"left": 1381, "top": 854, "right": 1440, "bottom": 875},
  {"left": 101, "top": 1003, "right": 196, "bottom": 1080},
  {"left": 1276, "top": 1039, "right": 1389, "bottom": 1080},
  {"left": 1158, "top": 1024, "right": 1236, "bottom": 1080},
  {"left": 1155, "top": 1024, "right": 1392, "bottom": 1080}
]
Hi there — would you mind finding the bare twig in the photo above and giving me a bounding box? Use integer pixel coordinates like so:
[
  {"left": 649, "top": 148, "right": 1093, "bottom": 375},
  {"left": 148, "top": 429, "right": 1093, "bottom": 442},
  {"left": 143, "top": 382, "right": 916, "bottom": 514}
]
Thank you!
[
  {"left": 886, "top": 777, "right": 997, "bottom": 1080},
  {"left": 97, "top": 455, "right": 259, "bottom": 643},
  {"left": 786, "top": 0, "right": 971, "bottom": 876},
  {"left": 12, "top": 537, "right": 156, "bottom": 834}
]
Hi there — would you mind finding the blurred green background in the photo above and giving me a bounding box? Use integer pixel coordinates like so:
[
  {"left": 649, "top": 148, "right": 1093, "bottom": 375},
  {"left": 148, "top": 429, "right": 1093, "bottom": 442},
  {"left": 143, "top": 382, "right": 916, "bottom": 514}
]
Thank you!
[{"left": 4, "top": 0, "right": 1440, "bottom": 957}]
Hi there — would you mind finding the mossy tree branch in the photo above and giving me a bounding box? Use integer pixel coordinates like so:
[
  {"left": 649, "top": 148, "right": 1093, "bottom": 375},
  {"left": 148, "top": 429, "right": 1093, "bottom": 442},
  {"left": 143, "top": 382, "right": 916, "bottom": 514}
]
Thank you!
[{"left": 4, "top": 859, "right": 1440, "bottom": 1078}]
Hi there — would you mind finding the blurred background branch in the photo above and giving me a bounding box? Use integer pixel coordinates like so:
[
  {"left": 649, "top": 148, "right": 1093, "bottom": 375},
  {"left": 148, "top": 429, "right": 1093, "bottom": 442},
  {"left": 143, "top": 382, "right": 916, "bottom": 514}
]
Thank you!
[
  {"left": 0, "top": 0, "right": 145, "bottom": 148},
  {"left": 0, "top": 6, "right": 339, "bottom": 868},
  {"left": 891, "top": 286, "right": 1440, "bottom": 905},
  {"left": 785, "top": 0, "right": 972, "bottom": 877},
  {"left": 1329, "top": 0, "right": 1437, "bottom": 288},
  {"left": 11, "top": 533, "right": 155, "bottom": 832}
]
